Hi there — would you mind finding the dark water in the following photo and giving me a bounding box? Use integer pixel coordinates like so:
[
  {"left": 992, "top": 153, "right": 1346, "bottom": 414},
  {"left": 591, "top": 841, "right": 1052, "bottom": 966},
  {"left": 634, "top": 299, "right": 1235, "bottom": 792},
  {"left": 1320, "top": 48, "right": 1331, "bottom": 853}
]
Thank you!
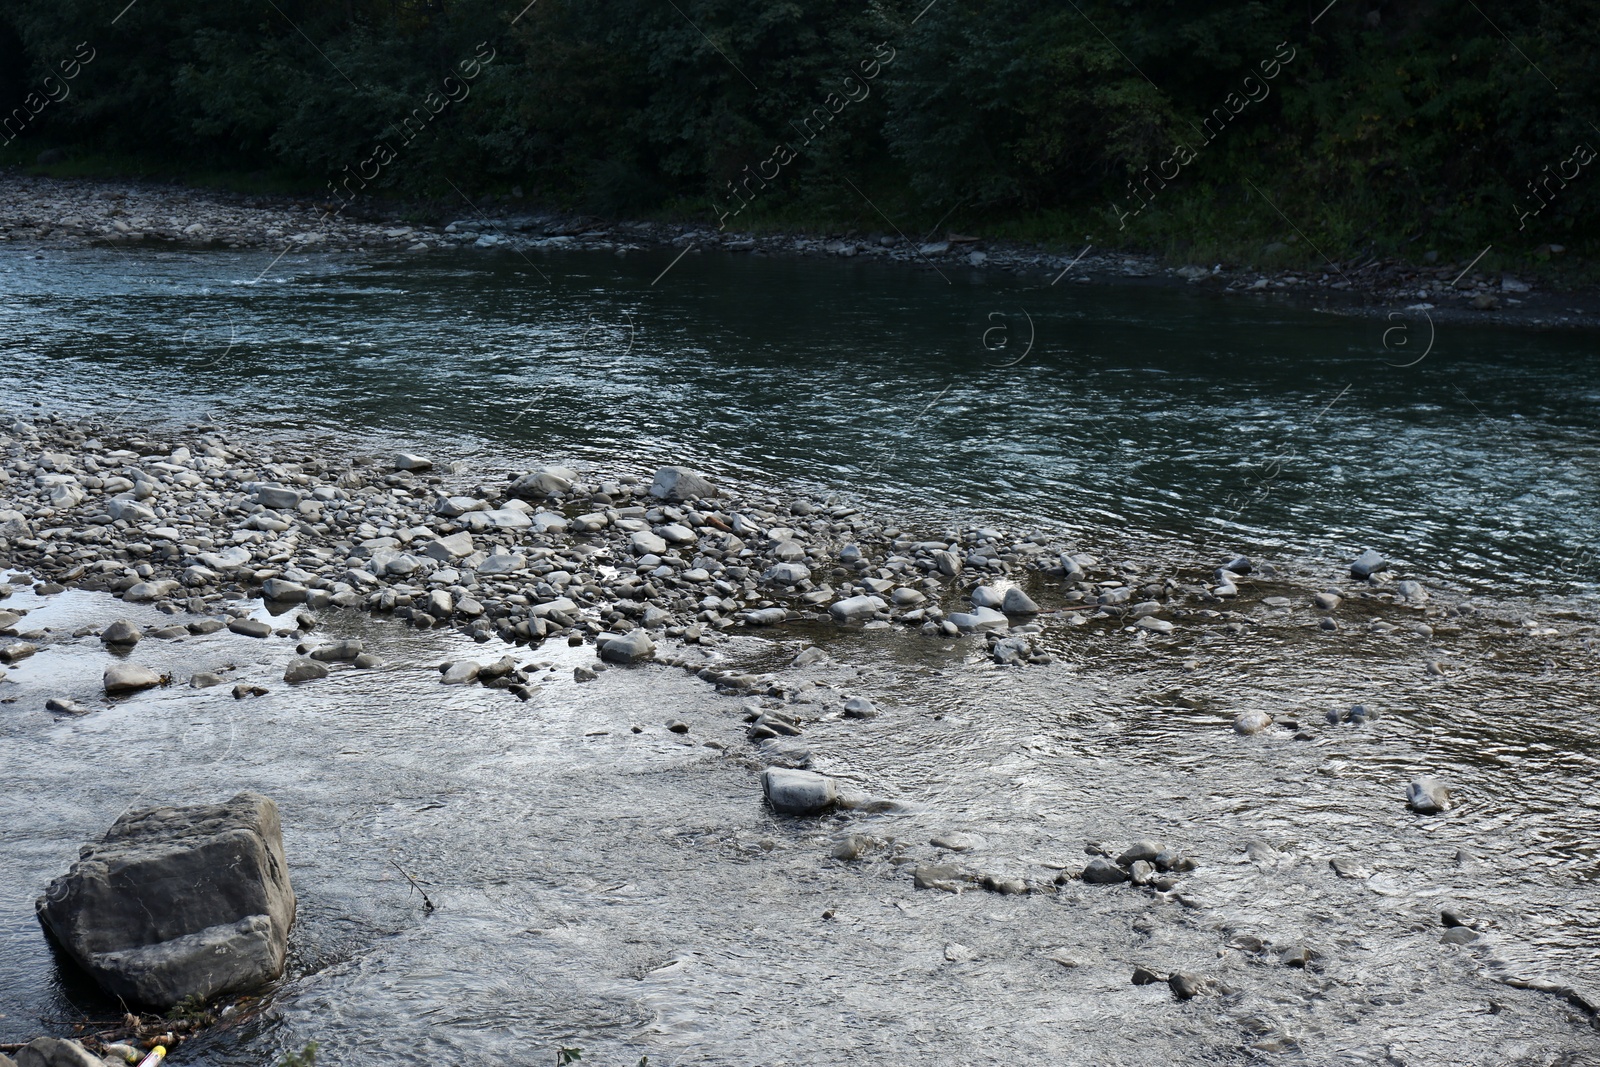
[{"left": 0, "top": 246, "right": 1597, "bottom": 591}]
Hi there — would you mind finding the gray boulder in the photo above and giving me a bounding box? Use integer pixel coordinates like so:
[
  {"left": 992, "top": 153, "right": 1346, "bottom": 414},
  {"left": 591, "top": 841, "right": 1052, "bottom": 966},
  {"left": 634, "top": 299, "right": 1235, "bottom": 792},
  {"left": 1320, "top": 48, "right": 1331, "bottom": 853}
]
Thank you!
[
  {"left": 392, "top": 452, "right": 433, "bottom": 472},
  {"left": 1001, "top": 587, "right": 1040, "bottom": 614},
  {"left": 283, "top": 658, "right": 328, "bottom": 684},
  {"left": 252, "top": 485, "right": 301, "bottom": 510},
  {"left": 649, "top": 465, "right": 716, "bottom": 502},
  {"left": 261, "top": 578, "right": 308, "bottom": 603},
  {"left": 103, "top": 663, "right": 161, "bottom": 694},
  {"left": 124, "top": 579, "right": 179, "bottom": 602},
  {"left": 14, "top": 1037, "right": 102, "bottom": 1067},
  {"left": 1351, "top": 549, "right": 1387, "bottom": 579},
  {"left": 509, "top": 466, "right": 577, "bottom": 498},
  {"left": 35, "top": 792, "right": 295, "bottom": 1009},
  {"left": 829, "top": 594, "right": 886, "bottom": 622},
  {"left": 1081, "top": 858, "right": 1129, "bottom": 884},
  {"left": 761, "top": 768, "right": 836, "bottom": 815},
  {"left": 970, "top": 586, "right": 1005, "bottom": 609},
  {"left": 100, "top": 619, "right": 142, "bottom": 646},
  {"left": 599, "top": 629, "right": 655, "bottom": 664}
]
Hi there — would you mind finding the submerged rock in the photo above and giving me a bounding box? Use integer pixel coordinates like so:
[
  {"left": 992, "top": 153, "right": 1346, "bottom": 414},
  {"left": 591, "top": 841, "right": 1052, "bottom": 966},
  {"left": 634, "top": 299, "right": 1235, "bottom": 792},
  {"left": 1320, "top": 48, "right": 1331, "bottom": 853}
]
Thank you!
[
  {"left": 35, "top": 792, "right": 295, "bottom": 1009},
  {"left": 1233, "top": 711, "right": 1273, "bottom": 735},
  {"left": 1407, "top": 777, "right": 1453, "bottom": 814}
]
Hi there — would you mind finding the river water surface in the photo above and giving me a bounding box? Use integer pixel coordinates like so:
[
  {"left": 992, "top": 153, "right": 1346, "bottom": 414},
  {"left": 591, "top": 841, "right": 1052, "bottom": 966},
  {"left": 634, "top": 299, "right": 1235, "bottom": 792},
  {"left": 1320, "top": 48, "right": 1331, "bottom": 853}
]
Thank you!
[{"left": 0, "top": 245, "right": 1598, "bottom": 1065}]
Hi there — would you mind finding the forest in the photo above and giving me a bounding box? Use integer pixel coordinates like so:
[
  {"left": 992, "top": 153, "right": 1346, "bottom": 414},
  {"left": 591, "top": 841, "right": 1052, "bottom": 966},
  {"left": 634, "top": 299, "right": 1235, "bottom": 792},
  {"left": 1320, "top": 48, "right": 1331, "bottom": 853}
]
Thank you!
[{"left": 2, "top": 0, "right": 1596, "bottom": 261}]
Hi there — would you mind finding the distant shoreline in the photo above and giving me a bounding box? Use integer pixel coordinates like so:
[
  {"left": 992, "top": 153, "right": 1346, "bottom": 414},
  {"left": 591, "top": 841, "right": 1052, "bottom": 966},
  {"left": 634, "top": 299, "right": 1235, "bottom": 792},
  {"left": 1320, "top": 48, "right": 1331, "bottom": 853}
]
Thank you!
[{"left": 3, "top": 168, "right": 1599, "bottom": 332}]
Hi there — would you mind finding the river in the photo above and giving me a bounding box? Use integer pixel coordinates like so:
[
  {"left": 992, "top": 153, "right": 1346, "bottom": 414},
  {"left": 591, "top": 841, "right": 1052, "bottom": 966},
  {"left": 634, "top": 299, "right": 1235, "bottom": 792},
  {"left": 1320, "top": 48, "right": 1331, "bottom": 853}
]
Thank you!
[{"left": 0, "top": 244, "right": 1597, "bottom": 1066}]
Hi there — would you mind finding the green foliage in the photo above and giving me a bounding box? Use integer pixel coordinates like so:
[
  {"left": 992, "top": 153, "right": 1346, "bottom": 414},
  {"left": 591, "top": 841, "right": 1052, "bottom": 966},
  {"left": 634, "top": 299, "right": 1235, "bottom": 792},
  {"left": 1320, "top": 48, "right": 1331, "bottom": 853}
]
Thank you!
[
  {"left": 164, "top": 994, "right": 215, "bottom": 1026},
  {"left": 0, "top": 0, "right": 1595, "bottom": 257},
  {"left": 277, "top": 1041, "right": 317, "bottom": 1067},
  {"left": 556, "top": 1049, "right": 583, "bottom": 1065}
]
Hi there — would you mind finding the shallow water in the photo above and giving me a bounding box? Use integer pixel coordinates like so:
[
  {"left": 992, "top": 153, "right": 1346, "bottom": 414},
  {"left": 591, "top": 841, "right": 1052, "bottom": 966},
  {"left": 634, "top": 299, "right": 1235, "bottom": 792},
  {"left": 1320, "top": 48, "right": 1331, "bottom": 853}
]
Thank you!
[
  {"left": 0, "top": 246, "right": 1598, "bottom": 591},
  {"left": 1, "top": 575, "right": 1598, "bottom": 1065}
]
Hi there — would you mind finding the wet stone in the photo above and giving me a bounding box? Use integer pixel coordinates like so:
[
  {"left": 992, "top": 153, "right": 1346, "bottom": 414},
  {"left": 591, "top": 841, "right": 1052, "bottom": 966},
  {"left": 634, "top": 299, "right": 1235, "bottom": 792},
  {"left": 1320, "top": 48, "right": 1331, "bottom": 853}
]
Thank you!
[{"left": 1081, "top": 858, "right": 1129, "bottom": 885}]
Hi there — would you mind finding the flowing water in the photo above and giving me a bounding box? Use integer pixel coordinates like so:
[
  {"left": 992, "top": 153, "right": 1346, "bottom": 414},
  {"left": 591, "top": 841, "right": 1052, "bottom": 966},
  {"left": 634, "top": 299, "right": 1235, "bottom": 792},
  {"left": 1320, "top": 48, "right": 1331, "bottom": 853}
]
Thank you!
[{"left": 0, "top": 245, "right": 1598, "bottom": 1065}]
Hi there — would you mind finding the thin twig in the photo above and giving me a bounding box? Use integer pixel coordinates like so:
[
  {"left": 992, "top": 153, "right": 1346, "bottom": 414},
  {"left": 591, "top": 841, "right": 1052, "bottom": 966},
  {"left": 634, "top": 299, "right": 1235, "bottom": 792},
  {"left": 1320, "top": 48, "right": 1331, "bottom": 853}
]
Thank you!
[{"left": 391, "top": 859, "right": 436, "bottom": 911}]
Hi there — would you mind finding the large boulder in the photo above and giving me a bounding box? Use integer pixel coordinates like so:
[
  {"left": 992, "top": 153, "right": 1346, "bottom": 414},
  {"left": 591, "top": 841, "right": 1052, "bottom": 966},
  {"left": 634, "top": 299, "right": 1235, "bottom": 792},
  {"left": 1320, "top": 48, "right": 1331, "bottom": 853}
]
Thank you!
[
  {"left": 648, "top": 465, "right": 716, "bottom": 502},
  {"left": 35, "top": 792, "right": 295, "bottom": 1009}
]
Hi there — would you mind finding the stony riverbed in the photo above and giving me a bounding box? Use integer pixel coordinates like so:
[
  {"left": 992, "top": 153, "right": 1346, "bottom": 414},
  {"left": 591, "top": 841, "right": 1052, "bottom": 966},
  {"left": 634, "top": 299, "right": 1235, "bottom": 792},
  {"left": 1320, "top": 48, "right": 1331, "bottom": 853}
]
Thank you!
[{"left": 2, "top": 410, "right": 1600, "bottom": 1065}]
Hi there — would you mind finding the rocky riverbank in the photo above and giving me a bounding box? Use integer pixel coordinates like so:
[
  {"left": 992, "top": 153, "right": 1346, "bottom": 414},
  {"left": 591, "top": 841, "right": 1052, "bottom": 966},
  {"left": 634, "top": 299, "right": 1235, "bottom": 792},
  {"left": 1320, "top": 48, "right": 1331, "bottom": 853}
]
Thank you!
[
  {"left": 3, "top": 170, "right": 1596, "bottom": 331},
  {"left": 0, "top": 411, "right": 1486, "bottom": 689}
]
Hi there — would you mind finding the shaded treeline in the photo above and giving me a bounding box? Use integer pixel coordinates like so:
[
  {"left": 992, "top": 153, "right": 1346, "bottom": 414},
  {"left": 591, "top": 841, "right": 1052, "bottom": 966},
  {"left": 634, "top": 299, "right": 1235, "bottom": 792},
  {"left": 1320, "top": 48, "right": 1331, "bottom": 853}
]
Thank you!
[{"left": 1, "top": 0, "right": 1596, "bottom": 256}]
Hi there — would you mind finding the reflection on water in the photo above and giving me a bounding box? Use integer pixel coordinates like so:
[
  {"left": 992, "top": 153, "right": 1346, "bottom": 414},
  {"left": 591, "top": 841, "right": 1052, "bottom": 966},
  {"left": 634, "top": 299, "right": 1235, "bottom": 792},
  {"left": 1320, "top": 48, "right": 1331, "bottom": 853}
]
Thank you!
[{"left": 0, "top": 247, "right": 1597, "bottom": 593}]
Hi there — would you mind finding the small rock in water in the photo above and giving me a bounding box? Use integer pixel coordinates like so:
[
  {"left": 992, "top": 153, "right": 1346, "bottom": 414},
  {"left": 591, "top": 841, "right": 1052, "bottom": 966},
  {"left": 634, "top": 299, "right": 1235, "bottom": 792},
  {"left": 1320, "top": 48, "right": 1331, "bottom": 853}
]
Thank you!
[
  {"left": 440, "top": 661, "right": 479, "bottom": 685},
  {"left": 1441, "top": 926, "right": 1480, "bottom": 945},
  {"left": 598, "top": 629, "right": 655, "bottom": 664},
  {"left": 913, "top": 865, "right": 971, "bottom": 892},
  {"left": 970, "top": 586, "right": 1005, "bottom": 609},
  {"left": 100, "top": 619, "right": 142, "bottom": 645},
  {"left": 392, "top": 451, "right": 433, "bottom": 472},
  {"left": 1167, "top": 972, "right": 1212, "bottom": 1000},
  {"left": 1081, "top": 857, "right": 1129, "bottom": 884},
  {"left": 1223, "top": 556, "right": 1253, "bottom": 574},
  {"left": 1131, "top": 965, "right": 1166, "bottom": 985},
  {"left": 1351, "top": 549, "right": 1387, "bottom": 579},
  {"left": 103, "top": 663, "right": 161, "bottom": 694},
  {"left": 666, "top": 719, "right": 690, "bottom": 734},
  {"left": 791, "top": 646, "right": 831, "bottom": 667},
  {"left": 1407, "top": 777, "right": 1453, "bottom": 814},
  {"left": 829, "top": 594, "right": 886, "bottom": 622},
  {"left": 1313, "top": 591, "right": 1341, "bottom": 611},
  {"left": 831, "top": 835, "right": 871, "bottom": 861},
  {"left": 842, "top": 695, "right": 878, "bottom": 718},
  {"left": 283, "top": 658, "right": 329, "bottom": 684},
  {"left": 190, "top": 672, "right": 225, "bottom": 688},
  {"left": 762, "top": 768, "right": 837, "bottom": 815},
  {"left": 45, "top": 697, "right": 92, "bottom": 715},
  {"left": 228, "top": 618, "right": 273, "bottom": 639},
  {"left": 944, "top": 942, "right": 976, "bottom": 962},
  {"left": 0, "top": 641, "right": 38, "bottom": 663},
  {"left": 1001, "top": 587, "right": 1040, "bottom": 614},
  {"left": 574, "top": 666, "right": 598, "bottom": 682},
  {"left": 1233, "top": 711, "right": 1273, "bottom": 735},
  {"left": 930, "top": 832, "right": 980, "bottom": 853},
  {"left": 1278, "top": 945, "right": 1314, "bottom": 968},
  {"left": 1117, "top": 840, "right": 1163, "bottom": 866}
]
